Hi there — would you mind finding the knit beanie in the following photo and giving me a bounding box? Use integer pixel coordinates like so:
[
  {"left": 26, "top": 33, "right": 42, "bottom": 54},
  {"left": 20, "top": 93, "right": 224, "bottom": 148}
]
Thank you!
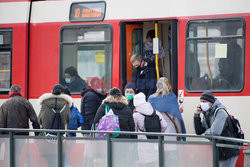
[
  {"left": 133, "top": 92, "right": 146, "bottom": 107},
  {"left": 200, "top": 91, "right": 215, "bottom": 103},
  {"left": 124, "top": 83, "right": 136, "bottom": 93},
  {"left": 109, "top": 87, "right": 122, "bottom": 96}
]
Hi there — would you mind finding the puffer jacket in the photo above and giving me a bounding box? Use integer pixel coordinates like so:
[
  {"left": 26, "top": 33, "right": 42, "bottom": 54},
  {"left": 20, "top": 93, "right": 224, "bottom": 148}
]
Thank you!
[
  {"left": 38, "top": 93, "right": 72, "bottom": 135},
  {"left": 133, "top": 102, "right": 167, "bottom": 140},
  {"left": 68, "top": 104, "right": 84, "bottom": 137},
  {"left": 81, "top": 89, "right": 105, "bottom": 130},
  {"left": 93, "top": 95, "right": 135, "bottom": 138},
  {"left": 194, "top": 99, "right": 240, "bottom": 160},
  {"left": 0, "top": 92, "right": 40, "bottom": 135},
  {"left": 133, "top": 101, "right": 167, "bottom": 164}
]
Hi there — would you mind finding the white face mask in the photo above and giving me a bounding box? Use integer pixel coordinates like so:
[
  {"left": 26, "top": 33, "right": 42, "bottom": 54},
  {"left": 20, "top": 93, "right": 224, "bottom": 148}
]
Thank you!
[
  {"left": 65, "top": 78, "right": 71, "bottom": 84},
  {"left": 200, "top": 102, "right": 210, "bottom": 111},
  {"left": 96, "top": 88, "right": 102, "bottom": 94}
]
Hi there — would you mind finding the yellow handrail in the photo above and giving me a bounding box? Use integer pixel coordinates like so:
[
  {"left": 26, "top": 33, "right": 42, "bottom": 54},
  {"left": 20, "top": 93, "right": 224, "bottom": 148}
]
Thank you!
[
  {"left": 0, "top": 70, "right": 10, "bottom": 72},
  {"left": 155, "top": 23, "right": 160, "bottom": 80},
  {"left": 206, "top": 23, "right": 213, "bottom": 87}
]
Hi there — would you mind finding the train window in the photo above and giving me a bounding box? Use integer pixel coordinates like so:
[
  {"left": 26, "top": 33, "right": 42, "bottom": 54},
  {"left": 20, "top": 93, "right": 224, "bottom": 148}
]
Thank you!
[
  {"left": 0, "top": 29, "right": 12, "bottom": 92},
  {"left": 60, "top": 24, "right": 112, "bottom": 93},
  {"left": 185, "top": 18, "right": 245, "bottom": 92},
  {"left": 132, "top": 29, "right": 143, "bottom": 55}
]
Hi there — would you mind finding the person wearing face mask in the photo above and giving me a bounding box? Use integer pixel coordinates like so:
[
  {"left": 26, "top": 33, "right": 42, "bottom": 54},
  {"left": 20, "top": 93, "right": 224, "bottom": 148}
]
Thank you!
[
  {"left": 63, "top": 66, "right": 87, "bottom": 92},
  {"left": 130, "top": 54, "right": 157, "bottom": 99},
  {"left": 124, "top": 83, "right": 136, "bottom": 113},
  {"left": 80, "top": 77, "right": 106, "bottom": 134},
  {"left": 194, "top": 91, "right": 239, "bottom": 167}
]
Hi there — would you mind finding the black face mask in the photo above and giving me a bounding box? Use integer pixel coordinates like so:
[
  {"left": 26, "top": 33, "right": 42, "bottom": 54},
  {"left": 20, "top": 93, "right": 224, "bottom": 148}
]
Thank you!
[
  {"left": 136, "top": 66, "right": 141, "bottom": 71},
  {"left": 135, "top": 61, "right": 142, "bottom": 70}
]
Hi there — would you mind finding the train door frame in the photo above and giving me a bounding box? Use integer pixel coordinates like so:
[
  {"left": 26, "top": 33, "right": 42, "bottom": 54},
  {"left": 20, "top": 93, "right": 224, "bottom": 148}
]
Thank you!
[
  {"left": 120, "top": 20, "right": 178, "bottom": 95},
  {"left": 170, "top": 20, "right": 178, "bottom": 95}
]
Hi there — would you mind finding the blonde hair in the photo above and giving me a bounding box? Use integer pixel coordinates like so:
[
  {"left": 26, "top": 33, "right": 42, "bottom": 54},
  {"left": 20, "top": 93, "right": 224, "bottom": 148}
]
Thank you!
[
  {"left": 156, "top": 77, "right": 170, "bottom": 97},
  {"left": 130, "top": 54, "right": 142, "bottom": 63}
]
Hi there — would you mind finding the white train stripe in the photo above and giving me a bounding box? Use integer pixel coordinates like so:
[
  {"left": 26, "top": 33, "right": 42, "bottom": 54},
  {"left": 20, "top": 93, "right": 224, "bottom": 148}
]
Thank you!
[
  {"left": 0, "top": 2, "right": 30, "bottom": 24},
  {"left": 2, "top": 0, "right": 250, "bottom": 24},
  {"left": 30, "top": 0, "right": 250, "bottom": 23}
]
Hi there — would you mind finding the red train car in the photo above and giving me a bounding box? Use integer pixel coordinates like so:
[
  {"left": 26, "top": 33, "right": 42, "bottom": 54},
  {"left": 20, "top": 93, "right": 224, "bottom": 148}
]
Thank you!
[{"left": 0, "top": 0, "right": 250, "bottom": 166}]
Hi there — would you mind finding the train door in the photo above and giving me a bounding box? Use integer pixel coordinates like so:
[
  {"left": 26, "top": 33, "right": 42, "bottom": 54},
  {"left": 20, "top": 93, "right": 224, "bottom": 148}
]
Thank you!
[
  {"left": 121, "top": 20, "right": 178, "bottom": 95},
  {"left": 125, "top": 24, "right": 143, "bottom": 84}
]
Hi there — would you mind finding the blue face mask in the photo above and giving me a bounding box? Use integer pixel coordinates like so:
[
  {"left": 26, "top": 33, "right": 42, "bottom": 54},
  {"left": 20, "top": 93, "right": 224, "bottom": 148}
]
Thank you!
[{"left": 65, "top": 78, "right": 71, "bottom": 84}]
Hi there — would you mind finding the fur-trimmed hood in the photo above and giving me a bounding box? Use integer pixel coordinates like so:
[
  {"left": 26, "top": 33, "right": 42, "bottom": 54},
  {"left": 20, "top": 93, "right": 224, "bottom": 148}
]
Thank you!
[
  {"left": 102, "top": 95, "right": 128, "bottom": 105},
  {"left": 39, "top": 93, "right": 73, "bottom": 107}
]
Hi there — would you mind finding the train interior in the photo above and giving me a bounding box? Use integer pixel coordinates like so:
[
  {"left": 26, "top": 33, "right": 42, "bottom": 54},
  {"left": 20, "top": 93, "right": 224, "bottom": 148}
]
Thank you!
[{"left": 121, "top": 20, "right": 178, "bottom": 95}]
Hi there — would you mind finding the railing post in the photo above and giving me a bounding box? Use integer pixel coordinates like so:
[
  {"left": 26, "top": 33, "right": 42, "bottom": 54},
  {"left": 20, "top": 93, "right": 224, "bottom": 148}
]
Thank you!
[
  {"left": 212, "top": 139, "right": 219, "bottom": 167},
  {"left": 57, "top": 132, "right": 62, "bottom": 167},
  {"left": 9, "top": 131, "right": 15, "bottom": 167},
  {"left": 107, "top": 133, "right": 112, "bottom": 167},
  {"left": 158, "top": 136, "right": 164, "bottom": 167}
]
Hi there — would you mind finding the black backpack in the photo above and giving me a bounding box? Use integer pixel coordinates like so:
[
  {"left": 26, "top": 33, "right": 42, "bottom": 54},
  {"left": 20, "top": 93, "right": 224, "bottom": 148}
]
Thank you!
[
  {"left": 214, "top": 108, "right": 244, "bottom": 141},
  {"left": 141, "top": 110, "right": 161, "bottom": 139},
  {"left": 46, "top": 104, "right": 66, "bottom": 137}
]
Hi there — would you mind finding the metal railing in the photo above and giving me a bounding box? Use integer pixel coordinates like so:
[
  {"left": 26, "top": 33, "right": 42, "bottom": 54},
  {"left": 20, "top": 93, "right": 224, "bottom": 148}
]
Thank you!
[{"left": 0, "top": 128, "right": 249, "bottom": 167}]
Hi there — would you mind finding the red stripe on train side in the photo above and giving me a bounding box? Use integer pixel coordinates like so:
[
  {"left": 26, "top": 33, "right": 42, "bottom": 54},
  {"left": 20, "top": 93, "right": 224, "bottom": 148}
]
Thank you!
[
  {"left": 0, "top": 23, "right": 28, "bottom": 99},
  {"left": 28, "top": 21, "right": 120, "bottom": 99}
]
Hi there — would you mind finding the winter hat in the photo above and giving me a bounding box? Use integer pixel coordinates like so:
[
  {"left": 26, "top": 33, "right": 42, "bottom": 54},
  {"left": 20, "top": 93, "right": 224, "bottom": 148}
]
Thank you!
[
  {"left": 88, "top": 77, "right": 103, "bottom": 90},
  {"left": 109, "top": 87, "right": 122, "bottom": 96},
  {"left": 52, "top": 84, "right": 65, "bottom": 95},
  {"left": 200, "top": 91, "right": 215, "bottom": 103},
  {"left": 124, "top": 83, "right": 136, "bottom": 93},
  {"left": 133, "top": 92, "right": 146, "bottom": 107}
]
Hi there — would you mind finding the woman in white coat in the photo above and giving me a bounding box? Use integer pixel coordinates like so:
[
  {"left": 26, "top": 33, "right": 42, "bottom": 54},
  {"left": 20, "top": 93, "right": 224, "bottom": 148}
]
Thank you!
[{"left": 133, "top": 92, "right": 167, "bottom": 167}]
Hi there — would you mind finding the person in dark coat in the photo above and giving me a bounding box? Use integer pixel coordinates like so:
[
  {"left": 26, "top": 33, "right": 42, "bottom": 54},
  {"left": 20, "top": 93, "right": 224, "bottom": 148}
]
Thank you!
[
  {"left": 81, "top": 77, "right": 106, "bottom": 132},
  {"left": 0, "top": 85, "right": 40, "bottom": 135},
  {"left": 38, "top": 84, "right": 72, "bottom": 167},
  {"left": 194, "top": 91, "right": 239, "bottom": 167},
  {"left": 130, "top": 54, "right": 157, "bottom": 99},
  {"left": 0, "top": 85, "right": 40, "bottom": 167},
  {"left": 38, "top": 84, "right": 71, "bottom": 133},
  {"left": 93, "top": 87, "right": 135, "bottom": 138},
  {"left": 63, "top": 66, "right": 87, "bottom": 92},
  {"left": 124, "top": 83, "right": 136, "bottom": 113}
]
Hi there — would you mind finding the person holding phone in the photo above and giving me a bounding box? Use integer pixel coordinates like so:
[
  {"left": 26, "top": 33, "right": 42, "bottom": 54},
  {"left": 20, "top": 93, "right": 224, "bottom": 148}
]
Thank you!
[{"left": 194, "top": 91, "right": 239, "bottom": 167}]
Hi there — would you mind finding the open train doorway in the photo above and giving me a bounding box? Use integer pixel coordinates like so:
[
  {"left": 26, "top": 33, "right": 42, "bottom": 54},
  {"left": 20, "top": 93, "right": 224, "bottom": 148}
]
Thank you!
[{"left": 121, "top": 20, "right": 178, "bottom": 95}]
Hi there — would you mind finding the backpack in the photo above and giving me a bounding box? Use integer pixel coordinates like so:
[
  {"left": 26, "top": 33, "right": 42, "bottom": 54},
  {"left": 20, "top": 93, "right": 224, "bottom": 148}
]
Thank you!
[
  {"left": 141, "top": 110, "right": 161, "bottom": 139},
  {"left": 95, "top": 104, "right": 120, "bottom": 138},
  {"left": 46, "top": 104, "right": 66, "bottom": 137},
  {"left": 214, "top": 108, "right": 244, "bottom": 141}
]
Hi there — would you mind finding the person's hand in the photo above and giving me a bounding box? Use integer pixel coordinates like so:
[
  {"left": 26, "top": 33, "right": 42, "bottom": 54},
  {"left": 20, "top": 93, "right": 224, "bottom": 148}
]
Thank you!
[{"left": 195, "top": 104, "right": 202, "bottom": 114}]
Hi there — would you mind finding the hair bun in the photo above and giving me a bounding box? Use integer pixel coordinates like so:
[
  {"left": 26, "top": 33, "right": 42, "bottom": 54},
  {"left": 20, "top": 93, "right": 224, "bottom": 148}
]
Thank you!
[{"left": 52, "top": 84, "right": 64, "bottom": 95}]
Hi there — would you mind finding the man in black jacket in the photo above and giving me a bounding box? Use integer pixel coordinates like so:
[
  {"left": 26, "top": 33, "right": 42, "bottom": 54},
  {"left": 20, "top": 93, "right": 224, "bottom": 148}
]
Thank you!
[
  {"left": 130, "top": 54, "right": 157, "bottom": 99},
  {"left": 194, "top": 92, "right": 239, "bottom": 167},
  {"left": 0, "top": 85, "right": 40, "bottom": 135},
  {"left": 0, "top": 85, "right": 40, "bottom": 167}
]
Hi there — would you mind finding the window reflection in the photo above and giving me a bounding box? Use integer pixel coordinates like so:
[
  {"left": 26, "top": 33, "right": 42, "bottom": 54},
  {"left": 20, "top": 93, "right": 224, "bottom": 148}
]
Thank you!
[
  {"left": 185, "top": 19, "right": 244, "bottom": 92},
  {"left": 60, "top": 25, "right": 112, "bottom": 93}
]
